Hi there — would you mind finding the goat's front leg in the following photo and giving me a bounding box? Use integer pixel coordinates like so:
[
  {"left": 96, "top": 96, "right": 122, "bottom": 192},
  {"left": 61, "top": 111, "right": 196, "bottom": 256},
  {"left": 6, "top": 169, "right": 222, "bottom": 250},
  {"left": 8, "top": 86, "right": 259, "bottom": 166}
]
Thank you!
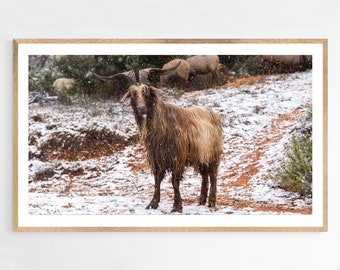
[
  {"left": 208, "top": 164, "right": 218, "bottom": 207},
  {"left": 198, "top": 164, "right": 209, "bottom": 205},
  {"left": 171, "top": 172, "right": 183, "bottom": 213},
  {"left": 146, "top": 169, "right": 165, "bottom": 210}
]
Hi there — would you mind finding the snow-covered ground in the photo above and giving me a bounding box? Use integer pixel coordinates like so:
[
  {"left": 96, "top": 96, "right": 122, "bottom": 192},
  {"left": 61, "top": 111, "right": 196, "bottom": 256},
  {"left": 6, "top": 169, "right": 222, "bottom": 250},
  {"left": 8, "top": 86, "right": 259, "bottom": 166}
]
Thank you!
[{"left": 28, "top": 71, "right": 312, "bottom": 215}]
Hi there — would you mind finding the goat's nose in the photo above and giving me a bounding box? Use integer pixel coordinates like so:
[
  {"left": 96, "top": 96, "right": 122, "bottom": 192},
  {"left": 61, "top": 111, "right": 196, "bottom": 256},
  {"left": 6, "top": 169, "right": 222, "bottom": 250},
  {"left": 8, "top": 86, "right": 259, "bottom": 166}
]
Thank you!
[{"left": 137, "top": 105, "right": 147, "bottom": 115}]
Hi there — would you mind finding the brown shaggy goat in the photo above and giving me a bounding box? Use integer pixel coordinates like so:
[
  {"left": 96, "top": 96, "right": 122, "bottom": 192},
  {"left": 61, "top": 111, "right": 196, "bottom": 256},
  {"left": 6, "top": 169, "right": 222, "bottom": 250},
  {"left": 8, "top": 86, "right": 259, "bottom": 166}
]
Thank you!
[
  {"left": 187, "top": 55, "right": 220, "bottom": 80},
  {"left": 93, "top": 63, "right": 223, "bottom": 213},
  {"left": 122, "top": 84, "right": 223, "bottom": 212},
  {"left": 160, "top": 59, "right": 190, "bottom": 90},
  {"left": 259, "top": 55, "right": 312, "bottom": 74},
  {"left": 52, "top": 78, "right": 76, "bottom": 94}
]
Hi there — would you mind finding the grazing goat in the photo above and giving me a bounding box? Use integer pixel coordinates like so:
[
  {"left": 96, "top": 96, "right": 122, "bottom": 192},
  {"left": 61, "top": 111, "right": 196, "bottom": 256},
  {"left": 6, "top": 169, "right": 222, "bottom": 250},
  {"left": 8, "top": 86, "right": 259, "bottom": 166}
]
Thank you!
[
  {"left": 187, "top": 55, "right": 220, "bottom": 80},
  {"left": 52, "top": 78, "right": 75, "bottom": 94},
  {"left": 259, "top": 55, "right": 312, "bottom": 74},
  {"left": 160, "top": 59, "right": 190, "bottom": 90},
  {"left": 93, "top": 62, "right": 223, "bottom": 213}
]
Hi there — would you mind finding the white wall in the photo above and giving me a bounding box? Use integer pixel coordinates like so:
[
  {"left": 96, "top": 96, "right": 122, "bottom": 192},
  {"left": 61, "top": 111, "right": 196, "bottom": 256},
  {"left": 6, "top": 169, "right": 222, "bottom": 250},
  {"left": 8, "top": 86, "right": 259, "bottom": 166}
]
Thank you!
[{"left": 1, "top": 1, "right": 339, "bottom": 269}]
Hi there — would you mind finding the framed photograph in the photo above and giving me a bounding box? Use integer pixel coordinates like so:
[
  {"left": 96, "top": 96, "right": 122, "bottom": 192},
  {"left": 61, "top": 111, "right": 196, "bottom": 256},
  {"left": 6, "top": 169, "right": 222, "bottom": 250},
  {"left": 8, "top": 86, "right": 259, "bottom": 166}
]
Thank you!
[{"left": 13, "top": 39, "right": 328, "bottom": 232}]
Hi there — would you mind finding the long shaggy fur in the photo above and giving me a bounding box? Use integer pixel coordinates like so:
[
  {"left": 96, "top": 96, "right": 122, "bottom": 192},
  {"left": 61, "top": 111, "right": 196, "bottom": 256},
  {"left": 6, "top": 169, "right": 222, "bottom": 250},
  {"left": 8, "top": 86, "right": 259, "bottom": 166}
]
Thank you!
[
  {"left": 145, "top": 97, "right": 222, "bottom": 173},
  {"left": 124, "top": 84, "right": 223, "bottom": 212}
]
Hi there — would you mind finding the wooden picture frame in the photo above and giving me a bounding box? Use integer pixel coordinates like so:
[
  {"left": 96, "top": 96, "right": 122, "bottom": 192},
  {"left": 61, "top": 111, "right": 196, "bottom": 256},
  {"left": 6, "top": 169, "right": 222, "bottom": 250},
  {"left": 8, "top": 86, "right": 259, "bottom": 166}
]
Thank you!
[{"left": 13, "top": 39, "right": 328, "bottom": 232}]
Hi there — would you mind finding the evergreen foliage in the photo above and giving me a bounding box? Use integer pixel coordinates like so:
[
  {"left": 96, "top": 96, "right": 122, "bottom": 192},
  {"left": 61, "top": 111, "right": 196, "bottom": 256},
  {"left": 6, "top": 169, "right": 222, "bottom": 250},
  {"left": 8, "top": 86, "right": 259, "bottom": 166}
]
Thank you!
[{"left": 271, "top": 107, "right": 313, "bottom": 196}]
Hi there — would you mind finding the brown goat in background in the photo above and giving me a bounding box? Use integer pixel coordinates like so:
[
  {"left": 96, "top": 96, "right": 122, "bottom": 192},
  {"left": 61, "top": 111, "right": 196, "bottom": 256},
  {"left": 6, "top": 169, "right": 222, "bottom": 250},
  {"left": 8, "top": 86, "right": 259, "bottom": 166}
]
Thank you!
[
  {"left": 160, "top": 59, "right": 190, "bottom": 90},
  {"left": 187, "top": 55, "right": 220, "bottom": 80},
  {"left": 94, "top": 63, "right": 223, "bottom": 213},
  {"left": 52, "top": 78, "right": 76, "bottom": 94},
  {"left": 259, "top": 55, "right": 312, "bottom": 74}
]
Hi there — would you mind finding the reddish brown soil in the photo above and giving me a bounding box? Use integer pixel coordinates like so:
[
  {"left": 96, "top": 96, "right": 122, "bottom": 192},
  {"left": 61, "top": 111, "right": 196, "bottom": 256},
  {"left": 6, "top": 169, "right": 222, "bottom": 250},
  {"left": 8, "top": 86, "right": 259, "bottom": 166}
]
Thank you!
[
  {"left": 220, "top": 75, "right": 268, "bottom": 89},
  {"left": 217, "top": 105, "right": 312, "bottom": 214},
  {"left": 41, "top": 143, "right": 126, "bottom": 162}
]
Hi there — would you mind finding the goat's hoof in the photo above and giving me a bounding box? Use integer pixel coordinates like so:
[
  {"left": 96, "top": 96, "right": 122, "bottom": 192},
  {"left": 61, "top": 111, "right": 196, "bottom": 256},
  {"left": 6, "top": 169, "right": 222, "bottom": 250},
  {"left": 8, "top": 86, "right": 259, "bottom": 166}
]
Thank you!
[
  {"left": 199, "top": 199, "right": 206, "bottom": 206},
  {"left": 171, "top": 206, "right": 183, "bottom": 213},
  {"left": 199, "top": 195, "right": 207, "bottom": 205},
  {"left": 208, "top": 202, "right": 216, "bottom": 207},
  {"left": 146, "top": 201, "right": 159, "bottom": 210}
]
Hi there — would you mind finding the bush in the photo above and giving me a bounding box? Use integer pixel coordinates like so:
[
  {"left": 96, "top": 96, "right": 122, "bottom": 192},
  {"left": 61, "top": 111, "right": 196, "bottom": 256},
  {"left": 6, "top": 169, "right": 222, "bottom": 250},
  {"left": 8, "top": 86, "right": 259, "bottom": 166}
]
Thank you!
[
  {"left": 272, "top": 135, "right": 312, "bottom": 196},
  {"left": 271, "top": 108, "right": 312, "bottom": 196},
  {"left": 219, "top": 55, "right": 263, "bottom": 76},
  {"left": 29, "top": 55, "right": 57, "bottom": 94}
]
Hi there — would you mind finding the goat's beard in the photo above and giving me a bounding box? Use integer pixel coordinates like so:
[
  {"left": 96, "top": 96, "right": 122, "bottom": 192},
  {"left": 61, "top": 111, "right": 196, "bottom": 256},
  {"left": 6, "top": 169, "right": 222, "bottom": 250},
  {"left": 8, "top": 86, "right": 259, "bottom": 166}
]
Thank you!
[
  {"left": 133, "top": 104, "right": 148, "bottom": 128},
  {"left": 138, "top": 111, "right": 147, "bottom": 121},
  {"left": 135, "top": 112, "right": 147, "bottom": 136}
]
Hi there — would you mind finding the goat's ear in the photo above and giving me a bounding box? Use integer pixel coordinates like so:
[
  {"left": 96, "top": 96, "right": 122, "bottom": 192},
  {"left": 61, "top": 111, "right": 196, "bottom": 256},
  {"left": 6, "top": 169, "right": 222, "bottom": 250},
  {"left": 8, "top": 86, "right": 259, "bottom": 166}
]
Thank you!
[
  {"left": 150, "top": 86, "right": 165, "bottom": 95},
  {"left": 120, "top": 91, "right": 131, "bottom": 102}
]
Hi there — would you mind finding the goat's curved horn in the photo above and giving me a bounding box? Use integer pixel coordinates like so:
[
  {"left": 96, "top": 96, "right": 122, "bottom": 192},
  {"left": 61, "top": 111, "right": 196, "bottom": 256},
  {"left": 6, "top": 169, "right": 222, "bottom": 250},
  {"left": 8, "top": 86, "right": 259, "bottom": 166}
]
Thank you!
[
  {"left": 139, "top": 61, "right": 181, "bottom": 84},
  {"left": 92, "top": 70, "right": 137, "bottom": 85}
]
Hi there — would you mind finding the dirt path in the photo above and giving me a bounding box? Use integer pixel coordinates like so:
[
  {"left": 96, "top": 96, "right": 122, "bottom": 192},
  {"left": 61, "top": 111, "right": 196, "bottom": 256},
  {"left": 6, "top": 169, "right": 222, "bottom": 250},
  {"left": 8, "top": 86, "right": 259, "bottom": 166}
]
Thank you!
[{"left": 218, "top": 106, "right": 312, "bottom": 214}]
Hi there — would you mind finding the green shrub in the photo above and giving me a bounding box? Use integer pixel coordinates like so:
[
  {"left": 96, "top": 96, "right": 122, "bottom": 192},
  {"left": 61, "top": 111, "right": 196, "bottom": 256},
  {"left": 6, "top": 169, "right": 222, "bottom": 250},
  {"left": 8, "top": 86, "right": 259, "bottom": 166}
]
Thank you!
[
  {"left": 29, "top": 55, "right": 57, "bottom": 94},
  {"left": 272, "top": 135, "right": 312, "bottom": 196},
  {"left": 270, "top": 106, "right": 312, "bottom": 196}
]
